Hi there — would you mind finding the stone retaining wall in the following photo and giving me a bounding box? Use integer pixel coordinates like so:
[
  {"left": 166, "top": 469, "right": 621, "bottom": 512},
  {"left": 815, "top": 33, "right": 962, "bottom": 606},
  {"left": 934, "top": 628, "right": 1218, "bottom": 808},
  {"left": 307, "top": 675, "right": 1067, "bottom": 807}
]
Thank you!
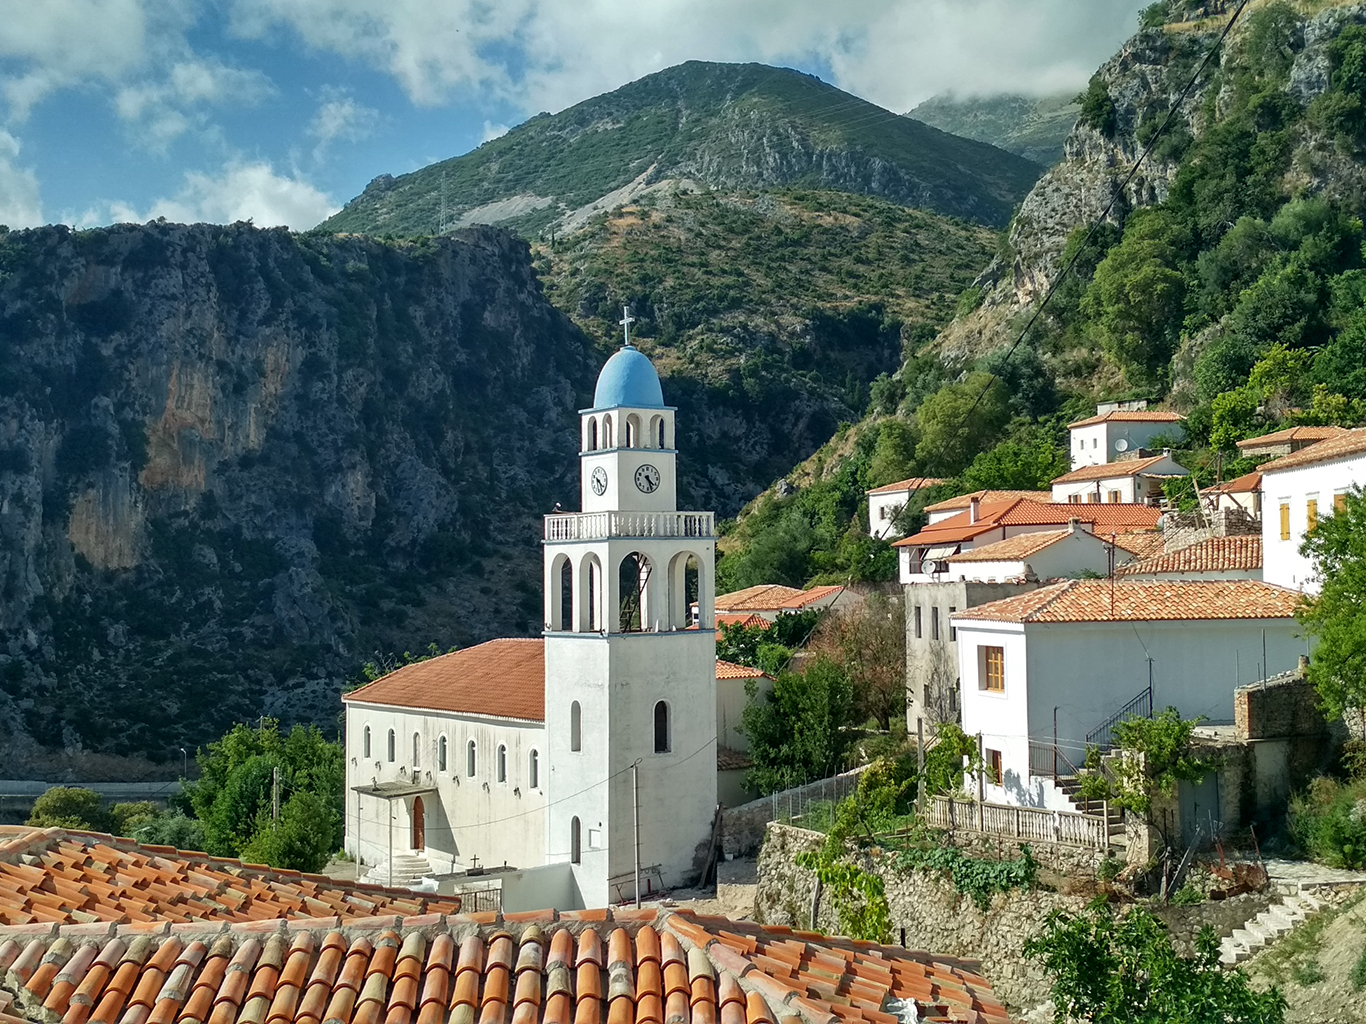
[{"left": 756, "top": 822, "right": 1280, "bottom": 1013}]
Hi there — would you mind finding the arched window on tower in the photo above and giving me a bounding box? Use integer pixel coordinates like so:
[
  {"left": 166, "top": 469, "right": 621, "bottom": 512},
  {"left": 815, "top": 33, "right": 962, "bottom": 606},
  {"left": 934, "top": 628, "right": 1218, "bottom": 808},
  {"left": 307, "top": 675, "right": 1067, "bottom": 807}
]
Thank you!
[
  {"left": 570, "top": 817, "right": 582, "bottom": 864},
  {"left": 570, "top": 701, "right": 582, "bottom": 752},
  {"left": 497, "top": 744, "right": 507, "bottom": 783},
  {"left": 626, "top": 414, "right": 641, "bottom": 448},
  {"left": 363, "top": 725, "right": 371, "bottom": 759},
  {"left": 387, "top": 729, "right": 396, "bottom": 763},
  {"left": 654, "top": 701, "right": 671, "bottom": 753},
  {"left": 438, "top": 735, "right": 447, "bottom": 773},
  {"left": 651, "top": 415, "right": 665, "bottom": 449},
  {"left": 412, "top": 732, "right": 420, "bottom": 769},
  {"left": 603, "top": 414, "right": 614, "bottom": 448},
  {"left": 588, "top": 418, "right": 599, "bottom": 451},
  {"left": 466, "top": 739, "right": 477, "bottom": 777},
  {"left": 618, "top": 551, "right": 654, "bottom": 632},
  {"left": 559, "top": 558, "right": 573, "bottom": 632},
  {"left": 529, "top": 749, "right": 540, "bottom": 789}
]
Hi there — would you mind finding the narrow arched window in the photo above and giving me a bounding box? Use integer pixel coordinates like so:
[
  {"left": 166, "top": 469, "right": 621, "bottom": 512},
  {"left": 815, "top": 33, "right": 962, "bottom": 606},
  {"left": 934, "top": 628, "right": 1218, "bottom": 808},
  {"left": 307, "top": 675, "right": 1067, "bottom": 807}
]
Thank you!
[
  {"left": 497, "top": 744, "right": 507, "bottom": 783},
  {"left": 412, "top": 732, "right": 421, "bottom": 768},
  {"left": 657, "top": 419, "right": 666, "bottom": 448},
  {"left": 438, "top": 735, "right": 447, "bottom": 772},
  {"left": 466, "top": 739, "right": 477, "bottom": 777},
  {"left": 570, "top": 701, "right": 582, "bottom": 752},
  {"left": 626, "top": 418, "right": 636, "bottom": 448},
  {"left": 363, "top": 725, "right": 371, "bottom": 759},
  {"left": 589, "top": 419, "right": 598, "bottom": 451},
  {"left": 529, "top": 749, "right": 540, "bottom": 790},
  {"left": 571, "top": 817, "right": 581, "bottom": 864},
  {"left": 603, "top": 414, "right": 613, "bottom": 447},
  {"left": 654, "top": 701, "right": 671, "bottom": 754},
  {"left": 387, "top": 729, "right": 395, "bottom": 763}
]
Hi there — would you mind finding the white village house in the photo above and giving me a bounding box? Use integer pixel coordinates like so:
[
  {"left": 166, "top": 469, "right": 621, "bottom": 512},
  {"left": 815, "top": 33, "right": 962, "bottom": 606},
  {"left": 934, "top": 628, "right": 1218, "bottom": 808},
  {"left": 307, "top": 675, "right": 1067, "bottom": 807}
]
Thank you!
[
  {"left": 1066, "top": 406, "right": 1185, "bottom": 469},
  {"left": 865, "top": 477, "right": 946, "bottom": 539},
  {"left": 343, "top": 330, "right": 723, "bottom": 909},
  {"left": 1050, "top": 451, "right": 1187, "bottom": 505},
  {"left": 1261, "top": 427, "right": 1366, "bottom": 594},
  {"left": 953, "top": 579, "right": 1307, "bottom": 812}
]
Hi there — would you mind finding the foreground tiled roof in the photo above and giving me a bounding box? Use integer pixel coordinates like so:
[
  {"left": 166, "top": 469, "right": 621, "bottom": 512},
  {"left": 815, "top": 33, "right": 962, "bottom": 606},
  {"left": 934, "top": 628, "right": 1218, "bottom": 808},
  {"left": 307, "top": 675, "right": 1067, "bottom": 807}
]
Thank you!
[
  {"left": 343, "top": 641, "right": 544, "bottom": 723},
  {"left": 1236, "top": 426, "right": 1346, "bottom": 450},
  {"left": 921, "top": 491, "right": 1051, "bottom": 514},
  {"left": 714, "top": 614, "right": 770, "bottom": 631},
  {"left": 954, "top": 579, "right": 1299, "bottom": 624},
  {"left": 0, "top": 903, "right": 1010, "bottom": 1024},
  {"left": 1207, "top": 471, "right": 1261, "bottom": 496},
  {"left": 1050, "top": 454, "right": 1173, "bottom": 485},
  {"left": 1116, "top": 537, "right": 1262, "bottom": 577},
  {"left": 946, "top": 530, "right": 1073, "bottom": 563},
  {"left": 715, "top": 587, "right": 804, "bottom": 613},
  {"left": 0, "top": 829, "right": 462, "bottom": 927},
  {"left": 715, "top": 661, "right": 769, "bottom": 681},
  {"left": 1068, "top": 410, "right": 1185, "bottom": 428},
  {"left": 865, "top": 477, "right": 946, "bottom": 496},
  {"left": 896, "top": 500, "right": 1162, "bottom": 547},
  {"left": 1259, "top": 427, "right": 1366, "bottom": 472}
]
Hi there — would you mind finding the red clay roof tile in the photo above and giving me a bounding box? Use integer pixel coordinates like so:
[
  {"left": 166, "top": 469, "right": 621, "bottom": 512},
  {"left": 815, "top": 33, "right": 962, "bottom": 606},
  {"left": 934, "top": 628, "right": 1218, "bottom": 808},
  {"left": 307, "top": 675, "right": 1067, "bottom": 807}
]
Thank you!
[{"left": 342, "top": 639, "right": 546, "bottom": 722}]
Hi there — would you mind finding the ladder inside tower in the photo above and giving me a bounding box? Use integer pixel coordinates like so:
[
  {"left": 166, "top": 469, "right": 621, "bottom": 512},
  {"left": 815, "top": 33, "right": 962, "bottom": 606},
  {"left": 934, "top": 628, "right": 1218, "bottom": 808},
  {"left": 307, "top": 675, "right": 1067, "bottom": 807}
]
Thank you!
[{"left": 619, "top": 556, "right": 651, "bottom": 632}]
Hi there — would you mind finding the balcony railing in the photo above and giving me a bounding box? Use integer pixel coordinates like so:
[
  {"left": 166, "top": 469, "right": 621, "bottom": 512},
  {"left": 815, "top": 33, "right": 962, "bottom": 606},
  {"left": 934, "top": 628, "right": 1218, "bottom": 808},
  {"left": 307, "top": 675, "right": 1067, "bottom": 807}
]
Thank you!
[{"left": 544, "top": 511, "right": 716, "bottom": 542}]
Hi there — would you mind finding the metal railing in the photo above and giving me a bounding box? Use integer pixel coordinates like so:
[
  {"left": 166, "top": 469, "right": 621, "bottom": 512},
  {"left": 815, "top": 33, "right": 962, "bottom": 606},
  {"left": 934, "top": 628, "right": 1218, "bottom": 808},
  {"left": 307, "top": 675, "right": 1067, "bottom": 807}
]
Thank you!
[
  {"left": 925, "top": 795, "right": 1110, "bottom": 849},
  {"left": 1086, "top": 685, "right": 1154, "bottom": 752},
  {"left": 544, "top": 511, "right": 715, "bottom": 542},
  {"left": 1029, "top": 739, "right": 1083, "bottom": 782}
]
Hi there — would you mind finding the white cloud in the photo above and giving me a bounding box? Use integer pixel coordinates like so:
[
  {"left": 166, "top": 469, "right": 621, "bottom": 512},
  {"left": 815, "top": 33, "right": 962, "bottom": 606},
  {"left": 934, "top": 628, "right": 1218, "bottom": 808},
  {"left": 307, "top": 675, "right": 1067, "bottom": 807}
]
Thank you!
[
  {"left": 480, "top": 121, "right": 508, "bottom": 143},
  {"left": 308, "top": 87, "right": 380, "bottom": 159},
  {"left": 115, "top": 59, "right": 275, "bottom": 150},
  {"left": 107, "top": 160, "right": 338, "bottom": 229},
  {"left": 225, "top": 0, "right": 1148, "bottom": 116},
  {"left": 0, "top": 131, "right": 43, "bottom": 227}
]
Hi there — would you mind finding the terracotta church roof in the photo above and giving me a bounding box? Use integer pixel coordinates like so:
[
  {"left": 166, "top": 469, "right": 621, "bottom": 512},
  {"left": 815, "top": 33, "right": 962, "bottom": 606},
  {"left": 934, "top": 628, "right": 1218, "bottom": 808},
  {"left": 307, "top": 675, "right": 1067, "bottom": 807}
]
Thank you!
[
  {"left": 343, "top": 641, "right": 545, "bottom": 724},
  {"left": 0, "top": 831, "right": 1009, "bottom": 1024}
]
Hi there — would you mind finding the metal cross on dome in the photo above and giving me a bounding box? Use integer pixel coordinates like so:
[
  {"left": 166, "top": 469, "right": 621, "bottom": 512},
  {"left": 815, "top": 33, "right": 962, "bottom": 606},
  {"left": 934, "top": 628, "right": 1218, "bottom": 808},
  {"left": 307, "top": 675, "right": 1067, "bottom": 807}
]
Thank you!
[{"left": 620, "top": 306, "right": 635, "bottom": 348}]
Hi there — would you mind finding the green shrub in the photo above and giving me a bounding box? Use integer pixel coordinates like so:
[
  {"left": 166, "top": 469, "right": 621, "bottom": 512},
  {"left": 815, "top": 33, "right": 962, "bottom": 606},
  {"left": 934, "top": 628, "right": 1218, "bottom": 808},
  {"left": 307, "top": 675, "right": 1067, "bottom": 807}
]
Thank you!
[
  {"left": 27, "top": 787, "right": 110, "bottom": 832},
  {"left": 1288, "top": 776, "right": 1366, "bottom": 868}
]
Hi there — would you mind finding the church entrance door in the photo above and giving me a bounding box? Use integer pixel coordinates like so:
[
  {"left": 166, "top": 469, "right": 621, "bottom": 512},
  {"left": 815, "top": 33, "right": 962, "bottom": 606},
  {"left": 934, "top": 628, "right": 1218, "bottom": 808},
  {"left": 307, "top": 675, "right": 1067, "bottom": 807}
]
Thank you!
[{"left": 411, "top": 797, "right": 425, "bottom": 851}]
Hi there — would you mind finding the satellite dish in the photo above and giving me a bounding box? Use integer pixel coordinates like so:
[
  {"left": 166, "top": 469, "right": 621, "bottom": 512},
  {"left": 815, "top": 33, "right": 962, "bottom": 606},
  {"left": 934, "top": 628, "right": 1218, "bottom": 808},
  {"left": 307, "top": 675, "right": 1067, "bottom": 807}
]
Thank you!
[{"left": 1115, "top": 438, "right": 1130, "bottom": 452}]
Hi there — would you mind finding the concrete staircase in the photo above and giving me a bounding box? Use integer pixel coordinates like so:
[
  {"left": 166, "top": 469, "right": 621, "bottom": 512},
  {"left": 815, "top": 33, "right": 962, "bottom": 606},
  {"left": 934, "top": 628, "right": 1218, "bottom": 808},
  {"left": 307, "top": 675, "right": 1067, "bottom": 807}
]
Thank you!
[
  {"left": 1052, "top": 776, "right": 1126, "bottom": 846},
  {"left": 362, "top": 851, "right": 433, "bottom": 889},
  {"left": 1219, "top": 889, "right": 1323, "bottom": 965}
]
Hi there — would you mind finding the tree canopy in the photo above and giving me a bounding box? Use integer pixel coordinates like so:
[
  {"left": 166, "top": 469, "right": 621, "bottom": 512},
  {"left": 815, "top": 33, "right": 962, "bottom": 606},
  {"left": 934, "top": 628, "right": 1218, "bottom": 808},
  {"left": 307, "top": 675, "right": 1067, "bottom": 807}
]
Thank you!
[{"left": 1298, "top": 487, "right": 1366, "bottom": 719}]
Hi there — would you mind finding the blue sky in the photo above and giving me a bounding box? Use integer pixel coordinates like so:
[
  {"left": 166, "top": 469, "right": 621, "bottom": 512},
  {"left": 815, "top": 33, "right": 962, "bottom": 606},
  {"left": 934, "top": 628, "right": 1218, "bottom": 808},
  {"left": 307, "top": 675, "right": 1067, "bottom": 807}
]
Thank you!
[{"left": 0, "top": 0, "right": 1149, "bottom": 231}]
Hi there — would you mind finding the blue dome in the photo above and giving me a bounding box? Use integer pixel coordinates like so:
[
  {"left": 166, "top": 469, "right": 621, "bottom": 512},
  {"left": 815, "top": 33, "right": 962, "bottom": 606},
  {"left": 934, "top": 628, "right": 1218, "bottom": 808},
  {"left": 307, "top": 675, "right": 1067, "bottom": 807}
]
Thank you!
[{"left": 592, "top": 346, "right": 665, "bottom": 409}]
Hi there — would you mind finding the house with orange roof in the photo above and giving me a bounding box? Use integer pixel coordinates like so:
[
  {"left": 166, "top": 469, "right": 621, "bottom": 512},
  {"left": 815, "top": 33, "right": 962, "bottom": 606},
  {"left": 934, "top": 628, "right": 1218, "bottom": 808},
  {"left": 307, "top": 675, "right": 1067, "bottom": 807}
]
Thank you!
[
  {"left": 1067, "top": 404, "right": 1185, "bottom": 469},
  {"left": 953, "top": 579, "right": 1307, "bottom": 814},
  {"left": 1116, "top": 536, "right": 1262, "bottom": 582},
  {"left": 1237, "top": 425, "right": 1347, "bottom": 458},
  {"left": 0, "top": 827, "right": 1012, "bottom": 1024},
  {"left": 1049, "top": 451, "right": 1187, "bottom": 505},
  {"left": 714, "top": 584, "right": 854, "bottom": 622},
  {"left": 923, "top": 490, "right": 1053, "bottom": 525},
  {"left": 942, "top": 520, "right": 1135, "bottom": 585},
  {"left": 1204, "top": 470, "right": 1262, "bottom": 519},
  {"left": 865, "top": 476, "right": 946, "bottom": 539},
  {"left": 1260, "top": 426, "right": 1366, "bottom": 593},
  {"left": 714, "top": 661, "right": 773, "bottom": 806}
]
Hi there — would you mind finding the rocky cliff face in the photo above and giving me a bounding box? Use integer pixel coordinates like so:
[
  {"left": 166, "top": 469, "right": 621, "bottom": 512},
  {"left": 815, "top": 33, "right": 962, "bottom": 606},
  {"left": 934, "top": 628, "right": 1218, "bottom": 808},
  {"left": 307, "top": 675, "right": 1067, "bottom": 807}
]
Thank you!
[{"left": 0, "top": 223, "right": 597, "bottom": 769}]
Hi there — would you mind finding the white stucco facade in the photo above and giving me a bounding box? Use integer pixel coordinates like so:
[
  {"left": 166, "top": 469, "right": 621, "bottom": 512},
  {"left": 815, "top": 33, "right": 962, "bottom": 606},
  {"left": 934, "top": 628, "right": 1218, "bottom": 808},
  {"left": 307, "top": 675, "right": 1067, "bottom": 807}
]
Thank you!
[
  {"left": 344, "top": 704, "right": 546, "bottom": 875},
  {"left": 957, "top": 616, "right": 1309, "bottom": 810},
  {"left": 1051, "top": 453, "right": 1186, "bottom": 505},
  {"left": 1262, "top": 451, "right": 1366, "bottom": 594},
  {"left": 1069, "top": 419, "right": 1185, "bottom": 469},
  {"left": 942, "top": 527, "right": 1130, "bottom": 584}
]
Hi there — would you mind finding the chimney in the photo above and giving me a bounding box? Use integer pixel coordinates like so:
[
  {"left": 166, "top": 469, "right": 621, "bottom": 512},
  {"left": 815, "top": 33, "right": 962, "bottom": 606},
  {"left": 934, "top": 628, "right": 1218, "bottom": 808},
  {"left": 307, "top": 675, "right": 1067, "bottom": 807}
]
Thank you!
[
  {"left": 1068, "top": 517, "right": 1080, "bottom": 533},
  {"left": 970, "top": 497, "right": 980, "bottom": 524},
  {"left": 1298, "top": 654, "right": 1310, "bottom": 676}
]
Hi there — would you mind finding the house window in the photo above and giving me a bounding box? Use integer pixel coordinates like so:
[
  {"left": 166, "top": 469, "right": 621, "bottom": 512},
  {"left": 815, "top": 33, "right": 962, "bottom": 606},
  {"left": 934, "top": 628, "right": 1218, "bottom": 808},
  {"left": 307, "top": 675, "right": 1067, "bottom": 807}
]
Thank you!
[
  {"left": 948, "top": 607, "right": 957, "bottom": 642},
  {"left": 1307, "top": 495, "right": 1319, "bottom": 533},
  {"left": 931, "top": 607, "right": 940, "bottom": 641},
  {"left": 1107, "top": 490, "right": 1121, "bottom": 503},
  {"left": 987, "top": 749, "right": 1003, "bottom": 785},
  {"left": 497, "top": 744, "right": 507, "bottom": 783},
  {"left": 466, "top": 739, "right": 476, "bottom": 777},
  {"left": 438, "top": 735, "right": 447, "bottom": 773},
  {"left": 1085, "top": 492, "right": 1100, "bottom": 503},
  {"left": 529, "top": 750, "right": 540, "bottom": 790},
  {"left": 654, "top": 701, "right": 671, "bottom": 753},
  {"left": 412, "top": 732, "right": 420, "bottom": 769},
  {"left": 387, "top": 729, "right": 396, "bottom": 763},
  {"left": 981, "top": 646, "right": 1005, "bottom": 693},
  {"left": 363, "top": 726, "right": 371, "bottom": 759},
  {"left": 914, "top": 606, "right": 922, "bottom": 639},
  {"left": 570, "top": 701, "right": 582, "bottom": 752},
  {"left": 1280, "top": 501, "right": 1291, "bottom": 541},
  {"left": 1336, "top": 491, "right": 1349, "bottom": 514},
  {"left": 570, "top": 817, "right": 581, "bottom": 864},
  {"left": 1067, "top": 494, "right": 1081, "bottom": 504},
  {"left": 879, "top": 506, "right": 888, "bottom": 521}
]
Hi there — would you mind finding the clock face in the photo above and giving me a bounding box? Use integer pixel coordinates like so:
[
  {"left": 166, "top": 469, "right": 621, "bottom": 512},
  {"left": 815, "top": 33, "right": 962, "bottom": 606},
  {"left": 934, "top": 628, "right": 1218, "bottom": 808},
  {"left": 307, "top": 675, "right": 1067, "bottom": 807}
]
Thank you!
[
  {"left": 590, "top": 466, "right": 608, "bottom": 496},
  {"left": 635, "top": 464, "right": 661, "bottom": 494}
]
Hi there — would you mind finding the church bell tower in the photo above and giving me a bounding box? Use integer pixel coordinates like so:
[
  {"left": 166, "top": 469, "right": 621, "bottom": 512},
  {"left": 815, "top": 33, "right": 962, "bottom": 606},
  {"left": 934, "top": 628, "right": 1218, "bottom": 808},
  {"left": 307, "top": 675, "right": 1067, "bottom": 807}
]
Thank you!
[{"left": 542, "top": 310, "right": 717, "bottom": 908}]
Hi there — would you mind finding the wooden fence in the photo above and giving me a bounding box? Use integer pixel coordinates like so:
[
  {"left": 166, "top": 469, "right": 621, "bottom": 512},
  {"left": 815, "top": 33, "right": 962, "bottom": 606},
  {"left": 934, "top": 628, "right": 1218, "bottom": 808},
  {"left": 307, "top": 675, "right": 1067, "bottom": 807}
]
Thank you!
[{"left": 925, "top": 795, "right": 1111, "bottom": 849}]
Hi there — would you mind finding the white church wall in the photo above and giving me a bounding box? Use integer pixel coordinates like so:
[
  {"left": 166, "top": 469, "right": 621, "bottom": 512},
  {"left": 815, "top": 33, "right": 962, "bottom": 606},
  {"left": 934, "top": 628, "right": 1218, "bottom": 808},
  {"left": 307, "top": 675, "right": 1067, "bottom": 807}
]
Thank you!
[
  {"left": 344, "top": 702, "right": 546, "bottom": 874},
  {"left": 499, "top": 862, "right": 581, "bottom": 913}
]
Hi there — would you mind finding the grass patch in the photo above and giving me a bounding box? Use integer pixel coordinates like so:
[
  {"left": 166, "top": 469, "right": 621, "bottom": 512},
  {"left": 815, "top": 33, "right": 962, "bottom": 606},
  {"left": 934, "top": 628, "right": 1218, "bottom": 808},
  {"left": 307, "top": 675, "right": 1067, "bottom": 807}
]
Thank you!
[
  {"left": 1350, "top": 942, "right": 1366, "bottom": 990},
  {"left": 1251, "top": 889, "right": 1366, "bottom": 986}
]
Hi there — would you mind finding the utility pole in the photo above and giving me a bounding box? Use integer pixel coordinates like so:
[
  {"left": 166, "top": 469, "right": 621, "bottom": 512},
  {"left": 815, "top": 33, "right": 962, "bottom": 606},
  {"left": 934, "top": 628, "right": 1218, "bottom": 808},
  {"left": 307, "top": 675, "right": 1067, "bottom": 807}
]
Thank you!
[
  {"left": 387, "top": 801, "right": 394, "bottom": 888},
  {"left": 632, "top": 761, "right": 641, "bottom": 909},
  {"left": 272, "top": 766, "right": 281, "bottom": 821}
]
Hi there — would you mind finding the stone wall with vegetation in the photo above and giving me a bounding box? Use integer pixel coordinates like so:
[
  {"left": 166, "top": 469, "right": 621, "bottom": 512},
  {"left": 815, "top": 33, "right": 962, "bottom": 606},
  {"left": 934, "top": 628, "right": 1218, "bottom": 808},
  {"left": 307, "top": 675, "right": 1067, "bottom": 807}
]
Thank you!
[{"left": 756, "top": 822, "right": 1281, "bottom": 1012}]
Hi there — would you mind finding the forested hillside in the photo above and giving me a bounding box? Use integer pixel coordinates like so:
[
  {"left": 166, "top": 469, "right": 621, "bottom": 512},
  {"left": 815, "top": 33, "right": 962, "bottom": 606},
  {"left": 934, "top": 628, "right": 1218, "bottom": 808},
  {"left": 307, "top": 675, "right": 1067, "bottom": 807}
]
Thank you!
[
  {"left": 907, "top": 93, "right": 1080, "bottom": 167},
  {"left": 323, "top": 61, "right": 1042, "bottom": 238},
  {"left": 718, "top": 0, "right": 1366, "bottom": 590}
]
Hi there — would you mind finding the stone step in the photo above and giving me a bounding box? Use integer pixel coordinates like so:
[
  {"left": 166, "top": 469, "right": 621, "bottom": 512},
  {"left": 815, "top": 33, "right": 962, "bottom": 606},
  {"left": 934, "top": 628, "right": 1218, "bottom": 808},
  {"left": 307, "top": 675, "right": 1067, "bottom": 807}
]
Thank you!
[{"left": 1218, "top": 888, "right": 1326, "bottom": 966}]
